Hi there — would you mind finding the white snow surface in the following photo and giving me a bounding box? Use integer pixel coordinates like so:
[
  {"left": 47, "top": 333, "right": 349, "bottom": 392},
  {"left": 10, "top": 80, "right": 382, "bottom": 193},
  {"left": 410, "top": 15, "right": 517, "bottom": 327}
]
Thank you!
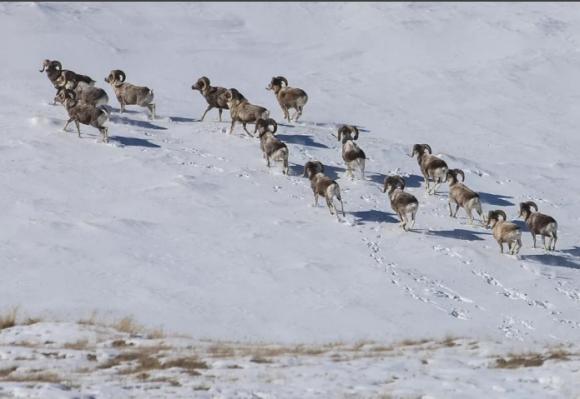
[{"left": 1, "top": 1, "right": 580, "bottom": 353}]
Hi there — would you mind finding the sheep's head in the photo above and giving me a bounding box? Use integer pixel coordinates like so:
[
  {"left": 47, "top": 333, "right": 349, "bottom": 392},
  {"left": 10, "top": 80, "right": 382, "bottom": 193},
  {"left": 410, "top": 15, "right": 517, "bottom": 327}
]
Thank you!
[
  {"left": 56, "top": 88, "right": 76, "bottom": 106},
  {"left": 266, "top": 76, "right": 288, "bottom": 92},
  {"left": 410, "top": 144, "right": 432, "bottom": 158},
  {"left": 383, "top": 175, "right": 406, "bottom": 194},
  {"left": 105, "top": 70, "right": 125, "bottom": 85},
  {"left": 303, "top": 160, "right": 325, "bottom": 179},
  {"left": 518, "top": 201, "right": 538, "bottom": 220},
  {"left": 337, "top": 125, "right": 359, "bottom": 142},
  {"left": 255, "top": 118, "right": 278, "bottom": 137},
  {"left": 192, "top": 76, "right": 210, "bottom": 91},
  {"left": 225, "top": 88, "right": 246, "bottom": 107},
  {"left": 486, "top": 210, "right": 507, "bottom": 228},
  {"left": 446, "top": 168, "right": 465, "bottom": 184},
  {"left": 40, "top": 59, "right": 61, "bottom": 73}
]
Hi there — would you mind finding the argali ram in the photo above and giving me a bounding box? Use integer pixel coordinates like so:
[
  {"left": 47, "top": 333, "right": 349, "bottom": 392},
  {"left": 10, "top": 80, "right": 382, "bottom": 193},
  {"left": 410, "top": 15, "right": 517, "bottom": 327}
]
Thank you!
[
  {"left": 105, "top": 69, "right": 156, "bottom": 119},
  {"left": 266, "top": 76, "right": 308, "bottom": 123}
]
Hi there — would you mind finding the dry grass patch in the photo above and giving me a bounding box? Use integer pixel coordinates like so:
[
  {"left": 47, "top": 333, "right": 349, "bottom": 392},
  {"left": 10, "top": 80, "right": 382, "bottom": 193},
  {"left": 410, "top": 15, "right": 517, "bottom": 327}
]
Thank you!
[
  {"left": 0, "top": 307, "right": 18, "bottom": 330},
  {"left": 114, "top": 316, "right": 142, "bottom": 335},
  {"left": 493, "top": 349, "right": 574, "bottom": 369},
  {"left": 0, "top": 366, "right": 17, "bottom": 377},
  {"left": 64, "top": 339, "right": 89, "bottom": 350},
  {"left": 249, "top": 356, "right": 273, "bottom": 364},
  {"left": 2, "top": 371, "right": 62, "bottom": 384},
  {"left": 163, "top": 356, "right": 208, "bottom": 373}
]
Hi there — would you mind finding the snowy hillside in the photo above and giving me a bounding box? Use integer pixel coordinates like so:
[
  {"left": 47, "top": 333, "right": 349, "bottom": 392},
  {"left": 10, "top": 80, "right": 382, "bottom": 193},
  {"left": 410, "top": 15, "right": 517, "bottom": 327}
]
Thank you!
[{"left": 1, "top": 2, "right": 580, "bottom": 396}]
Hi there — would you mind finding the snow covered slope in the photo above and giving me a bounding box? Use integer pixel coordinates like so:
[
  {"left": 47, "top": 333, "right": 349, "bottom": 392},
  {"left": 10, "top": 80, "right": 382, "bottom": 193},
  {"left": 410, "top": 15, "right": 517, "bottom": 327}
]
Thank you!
[{"left": 1, "top": 2, "right": 579, "bottom": 348}]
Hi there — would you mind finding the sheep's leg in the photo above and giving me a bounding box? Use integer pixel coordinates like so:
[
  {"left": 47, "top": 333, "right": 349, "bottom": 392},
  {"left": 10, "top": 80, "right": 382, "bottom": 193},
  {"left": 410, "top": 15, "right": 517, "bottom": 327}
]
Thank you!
[
  {"left": 295, "top": 105, "right": 303, "bottom": 121},
  {"left": 339, "top": 198, "right": 345, "bottom": 217},
  {"left": 516, "top": 239, "right": 522, "bottom": 254},
  {"left": 74, "top": 120, "right": 81, "bottom": 138},
  {"left": 498, "top": 241, "right": 504, "bottom": 254},
  {"left": 397, "top": 212, "right": 405, "bottom": 228},
  {"left": 243, "top": 123, "right": 253, "bottom": 137},
  {"left": 542, "top": 235, "right": 547, "bottom": 250},
  {"left": 118, "top": 98, "right": 126, "bottom": 114},
  {"left": 453, "top": 203, "right": 460, "bottom": 218},
  {"left": 531, "top": 233, "right": 536, "bottom": 248},
  {"left": 359, "top": 158, "right": 365, "bottom": 180},
  {"left": 466, "top": 208, "right": 474, "bottom": 225},
  {"left": 229, "top": 120, "right": 236, "bottom": 135},
  {"left": 266, "top": 155, "right": 271, "bottom": 168},
  {"left": 218, "top": 108, "right": 223, "bottom": 122},
  {"left": 326, "top": 197, "right": 335, "bottom": 215},
  {"left": 147, "top": 103, "right": 156, "bottom": 120},
  {"left": 200, "top": 105, "right": 213, "bottom": 121},
  {"left": 314, "top": 193, "right": 319, "bottom": 207},
  {"left": 448, "top": 201, "right": 453, "bottom": 217},
  {"left": 282, "top": 106, "right": 290, "bottom": 122},
  {"left": 409, "top": 208, "right": 417, "bottom": 229},
  {"left": 100, "top": 127, "right": 109, "bottom": 143},
  {"left": 63, "top": 118, "right": 73, "bottom": 132}
]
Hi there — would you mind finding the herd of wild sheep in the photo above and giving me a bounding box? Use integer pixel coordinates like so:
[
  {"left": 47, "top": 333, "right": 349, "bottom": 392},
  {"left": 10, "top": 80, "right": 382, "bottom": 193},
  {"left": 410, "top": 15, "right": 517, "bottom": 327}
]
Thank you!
[{"left": 39, "top": 59, "right": 559, "bottom": 256}]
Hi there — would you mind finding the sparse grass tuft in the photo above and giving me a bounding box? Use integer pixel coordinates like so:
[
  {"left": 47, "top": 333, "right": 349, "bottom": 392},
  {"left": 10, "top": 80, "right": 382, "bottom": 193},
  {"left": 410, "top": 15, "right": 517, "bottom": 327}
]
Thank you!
[
  {"left": 0, "top": 366, "right": 18, "bottom": 377},
  {"left": 493, "top": 349, "right": 573, "bottom": 369},
  {"left": 114, "top": 316, "right": 142, "bottom": 335},
  {"left": 64, "top": 339, "right": 89, "bottom": 350},
  {"left": 2, "top": 371, "right": 62, "bottom": 384},
  {"left": 0, "top": 307, "right": 18, "bottom": 330}
]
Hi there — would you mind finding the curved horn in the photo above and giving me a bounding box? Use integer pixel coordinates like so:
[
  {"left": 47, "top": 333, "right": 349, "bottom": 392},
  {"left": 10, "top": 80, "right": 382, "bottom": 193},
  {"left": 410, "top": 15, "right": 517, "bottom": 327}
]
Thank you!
[
  {"left": 525, "top": 201, "right": 538, "bottom": 212},
  {"left": 337, "top": 126, "right": 345, "bottom": 142},
  {"left": 351, "top": 125, "right": 359, "bottom": 140},
  {"left": 116, "top": 70, "right": 126, "bottom": 82},
  {"left": 39, "top": 59, "right": 50, "bottom": 72},
  {"left": 267, "top": 118, "right": 277, "bottom": 134},
  {"left": 496, "top": 210, "right": 507, "bottom": 221},
  {"left": 52, "top": 61, "right": 62, "bottom": 71},
  {"left": 410, "top": 144, "right": 421, "bottom": 157},
  {"left": 198, "top": 76, "right": 209, "bottom": 89},
  {"left": 396, "top": 176, "right": 406, "bottom": 190},
  {"left": 455, "top": 169, "right": 465, "bottom": 182},
  {"left": 424, "top": 144, "right": 432, "bottom": 154},
  {"left": 277, "top": 76, "right": 288, "bottom": 86}
]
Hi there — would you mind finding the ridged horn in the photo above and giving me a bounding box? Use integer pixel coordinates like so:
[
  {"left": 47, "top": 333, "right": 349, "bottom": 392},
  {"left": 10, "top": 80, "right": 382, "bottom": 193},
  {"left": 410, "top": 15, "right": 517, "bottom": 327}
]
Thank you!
[
  {"left": 116, "top": 70, "right": 126, "bottom": 82},
  {"left": 277, "top": 76, "right": 288, "bottom": 86},
  {"left": 39, "top": 59, "right": 50, "bottom": 72},
  {"left": 424, "top": 144, "right": 432, "bottom": 154},
  {"left": 525, "top": 201, "right": 538, "bottom": 212},
  {"left": 52, "top": 60, "right": 62, "bottom": 71},
  {"left": 267, "top": 118, "right": 277, "bottom": 134},
  {"left": 455, "top": 169, "right": 465, "bottom": 182}
]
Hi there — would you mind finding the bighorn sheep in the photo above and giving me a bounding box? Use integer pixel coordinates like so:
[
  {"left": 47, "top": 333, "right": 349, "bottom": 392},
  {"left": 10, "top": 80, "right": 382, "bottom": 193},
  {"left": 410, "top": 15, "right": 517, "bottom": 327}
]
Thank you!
[
  {"left": 266, "top": 76, "right": 308, "bottom": 122},
  {"left": 519, "top": 201, "right": 558, "bottom": 251},
  {"left": 56, "top": 89, "right": 109, "bottom": 143},
  {"left": 104, "top": 70, "right": 156, "bottom": 119},
  {"left": 54, "top": 78, "right": 108, "bottom": 108},
  {"left": 410, "top": 144, "right": 448, "bottom": 195},
  {"left": 40, "top": 59, "right": 95, "bottom": 89},
  {"left": 304, "top": 161, "right": 345, "bottom": 221},
  {"left": 225, "top": 88, "right": 269, "bottom": 136},
  {"left": 338, "top": 125, "right": 366, "bottom": 180},
  {"left": 255, "top": 118, "right": 289, "bottom": 175},
  {"left": 303, "top": 160, "right": 325, "bottom": 178},
  {"left": 486, "top": 210, "right": 522, "bottom": 255},
  {"left": 446, "top": 169, "right": 485, "bottom": 225},
  {"left": 191, "top": 76, "right": 229, "bottom": 121},
  {"left": 383, "top": 175, "right": 419, "bottom": 231}
]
